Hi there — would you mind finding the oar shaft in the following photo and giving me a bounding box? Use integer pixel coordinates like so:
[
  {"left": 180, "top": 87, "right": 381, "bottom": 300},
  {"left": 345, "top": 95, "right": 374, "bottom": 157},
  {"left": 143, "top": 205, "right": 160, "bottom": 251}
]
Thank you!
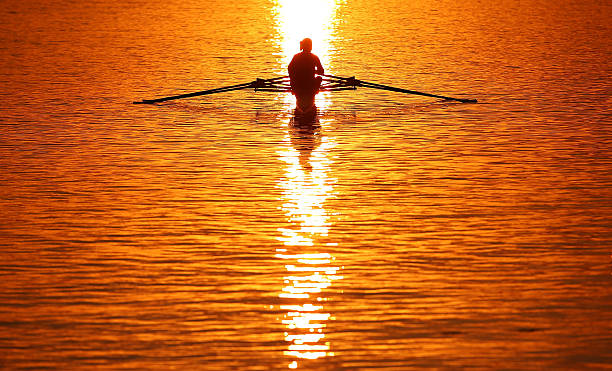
[
  {"left": 359, "top": 80, "right": 476, "bottom": 103},
  {"left": 133, "top": 81, "right": 255, "bottom": 104},
  {"left": 134, "top": 76, "right": 293, "bottom": 104},
  {"left": 322, "top": 74, "right": 477, "bottom": 103}
]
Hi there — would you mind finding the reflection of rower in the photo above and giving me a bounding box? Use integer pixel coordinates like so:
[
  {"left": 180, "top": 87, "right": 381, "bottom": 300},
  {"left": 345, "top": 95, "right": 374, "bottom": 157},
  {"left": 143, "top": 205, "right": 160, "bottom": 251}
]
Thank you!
[
  {"left": 288, "top": 38, "right": 324, "bottom": 113},
  {"left": 290, "top": 115, "right": 320, "bottom": 171}
]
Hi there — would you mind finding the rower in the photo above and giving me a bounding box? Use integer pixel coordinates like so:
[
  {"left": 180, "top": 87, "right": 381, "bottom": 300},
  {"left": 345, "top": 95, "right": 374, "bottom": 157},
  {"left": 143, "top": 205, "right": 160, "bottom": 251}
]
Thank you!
[{"left": 288, "top": 38, "right": 324, "bottom": 99}]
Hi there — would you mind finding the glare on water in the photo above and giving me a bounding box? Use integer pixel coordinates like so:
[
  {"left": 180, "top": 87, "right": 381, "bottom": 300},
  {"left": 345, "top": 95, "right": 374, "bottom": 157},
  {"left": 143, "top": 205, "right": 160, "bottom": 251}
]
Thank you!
[
  {"left": 276, "top": 118, "right": 341, "bottom": 366},
  {"left": 272, "top": 0, "right": 339, "bottom": 109},
  {"left": 273, "top": 0, "right": 338, "bottom": 69}
]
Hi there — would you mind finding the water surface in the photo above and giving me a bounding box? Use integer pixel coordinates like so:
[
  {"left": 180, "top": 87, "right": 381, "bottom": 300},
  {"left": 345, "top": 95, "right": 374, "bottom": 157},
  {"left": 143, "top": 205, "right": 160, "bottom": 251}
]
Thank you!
[{"left": 1, "top": 0, "right": 611, "bottom": 369}]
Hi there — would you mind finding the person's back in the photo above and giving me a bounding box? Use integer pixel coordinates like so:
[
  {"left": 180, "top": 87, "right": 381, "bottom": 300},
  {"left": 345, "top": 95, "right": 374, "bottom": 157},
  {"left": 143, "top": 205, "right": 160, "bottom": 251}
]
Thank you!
[{"left": 288, "top": 38, "right": 324, "bottom": 97}]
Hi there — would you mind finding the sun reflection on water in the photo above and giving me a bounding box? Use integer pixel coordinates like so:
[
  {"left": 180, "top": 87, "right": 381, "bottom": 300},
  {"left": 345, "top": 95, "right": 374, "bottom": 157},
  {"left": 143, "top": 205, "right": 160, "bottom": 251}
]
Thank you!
[
  {"left": 272, "top": 0, "right": 340, "bottom": 109},
  {"left": 271, "top": 1, "right": 343, "bottom": 367},
  {"left": 275, "top": 119, "right": 341, "bottom": 368},
  {"left": 273, "top": 0, "right": 337, "bottom": 69}
]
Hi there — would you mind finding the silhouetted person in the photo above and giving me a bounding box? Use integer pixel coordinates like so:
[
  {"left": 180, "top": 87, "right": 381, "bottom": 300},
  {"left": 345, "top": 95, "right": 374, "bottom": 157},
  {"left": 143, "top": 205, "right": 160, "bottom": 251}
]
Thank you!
[{"left": 288, "top": 38, "right": 324, "bottom": 109}]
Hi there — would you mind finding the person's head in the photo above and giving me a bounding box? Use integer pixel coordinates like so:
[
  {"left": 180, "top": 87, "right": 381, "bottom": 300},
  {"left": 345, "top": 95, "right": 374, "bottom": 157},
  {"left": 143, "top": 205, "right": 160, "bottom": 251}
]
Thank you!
[{"left": 300, "top": 38, "right": 312, "bottom": 52}]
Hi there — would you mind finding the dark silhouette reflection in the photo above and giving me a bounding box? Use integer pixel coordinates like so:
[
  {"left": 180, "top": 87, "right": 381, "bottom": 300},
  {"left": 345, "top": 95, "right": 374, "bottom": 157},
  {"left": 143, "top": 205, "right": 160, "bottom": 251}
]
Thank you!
[
  {"left": 289, "top": 38, "right": 324, "bottom": 113},
  {"left": 289, "top": 106, "right": 320, "bottom": 171}
]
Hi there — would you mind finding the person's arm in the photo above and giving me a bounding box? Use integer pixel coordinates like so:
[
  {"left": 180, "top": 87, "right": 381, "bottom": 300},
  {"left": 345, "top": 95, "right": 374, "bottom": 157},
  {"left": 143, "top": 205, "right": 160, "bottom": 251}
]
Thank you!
[
  {"left": 288, "top": 56, "right": 296, "bottom": 78},
  {"left": 314, "top": 55, "right": 324, "bottom": 75}
]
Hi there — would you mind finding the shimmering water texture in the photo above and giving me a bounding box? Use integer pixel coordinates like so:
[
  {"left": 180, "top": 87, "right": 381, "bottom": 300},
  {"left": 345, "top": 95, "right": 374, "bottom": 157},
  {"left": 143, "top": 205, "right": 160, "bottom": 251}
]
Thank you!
[{"left": 1, "top": 0, "right": 611, "bottom": 369}]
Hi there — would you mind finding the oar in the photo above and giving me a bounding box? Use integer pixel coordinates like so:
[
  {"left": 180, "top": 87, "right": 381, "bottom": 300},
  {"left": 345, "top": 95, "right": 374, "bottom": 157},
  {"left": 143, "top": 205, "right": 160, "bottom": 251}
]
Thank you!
[
  {"left": 323, "top": 74, "right": 477, "bottom": 103},
  {"left": 133, "top": 82, "right": 253, "bottom": 104},
  {"left": 133, "top": 76, "right": 291, "bottom": 104}
]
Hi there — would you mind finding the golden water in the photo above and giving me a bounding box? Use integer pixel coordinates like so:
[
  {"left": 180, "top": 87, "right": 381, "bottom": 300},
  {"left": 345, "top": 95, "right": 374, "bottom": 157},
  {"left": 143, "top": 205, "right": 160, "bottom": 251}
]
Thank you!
[{"left": 0, "top": 0, "right": 611, "bottom": 369}]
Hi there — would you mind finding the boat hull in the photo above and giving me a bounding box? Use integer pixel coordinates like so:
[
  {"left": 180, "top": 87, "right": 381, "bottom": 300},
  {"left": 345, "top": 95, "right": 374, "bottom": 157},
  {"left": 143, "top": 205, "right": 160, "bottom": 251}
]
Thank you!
[
  {"left": 291, "top": 75, "right": 322, "bottom": 112},
  {"left": 293, "top": 104, "right": 318, "bottom": 125},
  {"left": 294, "top": 92, "right": 317, "bottom": 113}
]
